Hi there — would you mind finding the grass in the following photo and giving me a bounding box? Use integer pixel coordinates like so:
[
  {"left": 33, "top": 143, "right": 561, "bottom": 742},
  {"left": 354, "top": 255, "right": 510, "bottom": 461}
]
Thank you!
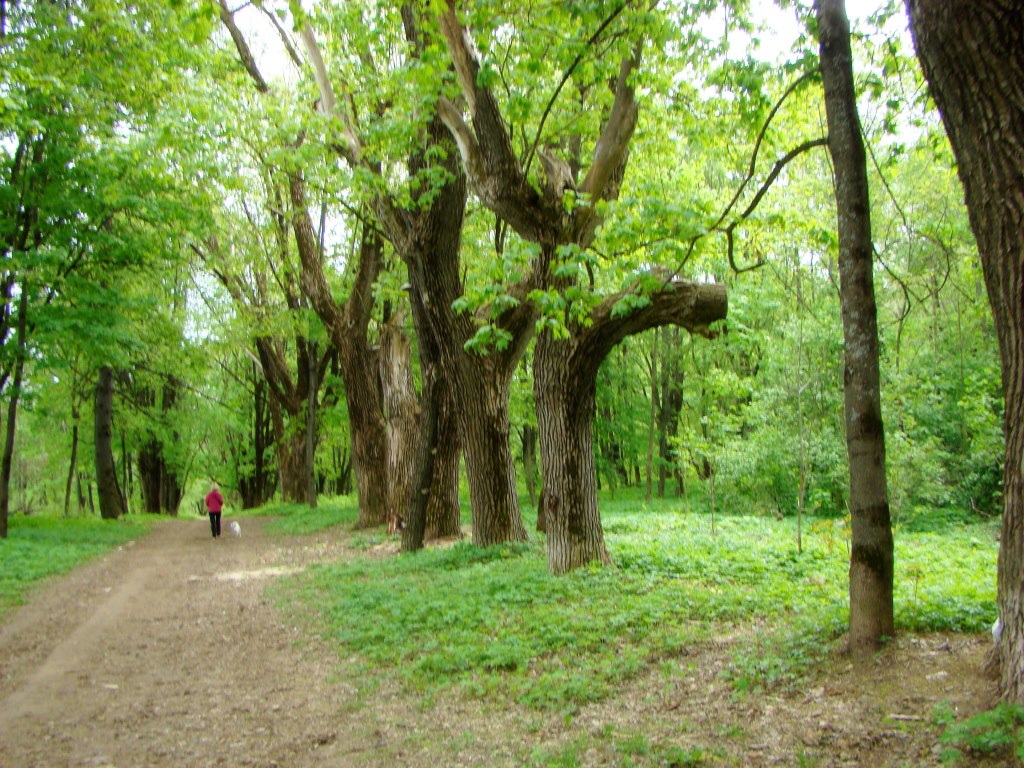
[
  {"left": 0, "top": 513, "right": 152, "bottom": 618},
  {"left": 1, "top": 491, "right": 998, "bottom": 730},
  {"left": 256, "top": 496, "right": 360, "bottom": 536},
  {"left": 281, "top": 493, "right": 998, "bottom": 715}
]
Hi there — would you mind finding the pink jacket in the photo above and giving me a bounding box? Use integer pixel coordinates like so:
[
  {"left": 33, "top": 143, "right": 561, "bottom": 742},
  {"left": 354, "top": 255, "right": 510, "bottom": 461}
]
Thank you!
[{"left": 205, "top": 488, "right": 224, "bottom": 513}]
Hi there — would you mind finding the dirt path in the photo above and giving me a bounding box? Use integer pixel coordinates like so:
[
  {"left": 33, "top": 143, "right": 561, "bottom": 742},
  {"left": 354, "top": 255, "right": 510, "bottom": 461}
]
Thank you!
[
  {"left": 0, "top": 516, "right": 1005, "bottom": 768},
  {"left": 0, "top": 517, "right": 357, "bottom": 768}
]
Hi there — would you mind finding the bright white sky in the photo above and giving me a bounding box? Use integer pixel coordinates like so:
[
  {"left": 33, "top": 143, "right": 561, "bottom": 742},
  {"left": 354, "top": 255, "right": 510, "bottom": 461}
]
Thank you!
[
  {"left": 237, "top": 0, "right": 909, "bottom": 83},
  {"left": 725, "top": 0, "right": 909, "bottom": 63}
]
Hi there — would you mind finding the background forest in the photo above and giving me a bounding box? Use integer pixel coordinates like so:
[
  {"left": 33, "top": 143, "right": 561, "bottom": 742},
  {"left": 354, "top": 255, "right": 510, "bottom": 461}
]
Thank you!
[{"left": 0, "top": 0, "right": 1000, "bottom": 534}]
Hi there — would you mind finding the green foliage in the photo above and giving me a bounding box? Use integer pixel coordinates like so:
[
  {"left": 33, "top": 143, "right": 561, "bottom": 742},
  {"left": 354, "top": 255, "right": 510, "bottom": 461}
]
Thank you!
[
  {"left": 0, "top": 514, "right": 152, "bottom": 616},
  {"left": 724, "top": 615, "right": 843, "bottom": 694},
  {"left": 937, "top": 702, "right": 1024, "bottom": 765},
  {"left": 283, "top": 495, "right": 995, "bottom": 714},
  {"left": 261, "top": 497, "right": 359, "bottom": 536}
]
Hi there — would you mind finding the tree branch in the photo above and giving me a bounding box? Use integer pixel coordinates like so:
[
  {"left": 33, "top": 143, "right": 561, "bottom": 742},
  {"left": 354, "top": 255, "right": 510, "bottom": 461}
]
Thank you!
[
  {"left": 298, "top": 24, "right": 362, "bottom": 163},
  {"left": 218, "top": 0, "right": 269, "bottom": 93},
  {"left": 577, "top": 276, "right": 727, "bottom": 382},
  {"left": 709, "top": 70, "right": 819, "bottom": 233}
]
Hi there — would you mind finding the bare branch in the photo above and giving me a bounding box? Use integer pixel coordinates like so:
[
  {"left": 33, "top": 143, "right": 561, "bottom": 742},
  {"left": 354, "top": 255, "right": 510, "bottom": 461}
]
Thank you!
[
  {"left": 525, "top": 1, "right": 634, "bottom": 176},
  {"left": 709, "top": 70, "right": 819, "bottom": 233},
  {"left": 218, "top": 0, "right": 269, "bottom": 93},
  {"left": 298, "top": 24, "right": 362, "bottom": 162},
  {"left": 254, "top": 2, "right": 304, "bottom": 68},
  {"left": 579, "top": 45, "right": 641, "bottom": 201}
]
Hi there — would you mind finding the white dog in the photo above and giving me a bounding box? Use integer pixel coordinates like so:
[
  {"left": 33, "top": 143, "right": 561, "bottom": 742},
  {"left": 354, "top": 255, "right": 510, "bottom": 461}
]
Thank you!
[{"left": 229, "top": 520, "right": 242, "bottom": 538}]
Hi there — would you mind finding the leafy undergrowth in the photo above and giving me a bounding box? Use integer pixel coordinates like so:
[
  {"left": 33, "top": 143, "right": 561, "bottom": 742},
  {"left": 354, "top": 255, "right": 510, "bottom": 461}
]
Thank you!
[
  {"left": 285, "top": 497, "right": 998, "bottom": 716},
  {"left": 0, "top": 513, "right": 152, "bottom": 617},
  {"left": 935, "top": 701, "right": 1024, "bottom": 765},
  {"left": 257, "top": 496, "right": 360, "bottom": 536}
]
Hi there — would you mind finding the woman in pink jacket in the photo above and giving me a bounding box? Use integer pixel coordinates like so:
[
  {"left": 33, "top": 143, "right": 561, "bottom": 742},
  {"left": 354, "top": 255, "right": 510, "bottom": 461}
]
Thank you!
[{"left": 204, "top": 481, "right": 224, "bottom": 538}]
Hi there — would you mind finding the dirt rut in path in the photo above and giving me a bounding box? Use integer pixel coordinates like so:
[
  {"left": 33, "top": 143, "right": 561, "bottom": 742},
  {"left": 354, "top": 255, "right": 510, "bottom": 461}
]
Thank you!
[{"left": 0, "top": 517, "right": 352, "bottom": 768}]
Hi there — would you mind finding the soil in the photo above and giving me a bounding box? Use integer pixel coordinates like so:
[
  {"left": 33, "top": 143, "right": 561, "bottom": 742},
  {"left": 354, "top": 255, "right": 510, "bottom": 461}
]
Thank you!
[{"left": 0, "top": 517, "right": 1004, "bottom": 767}]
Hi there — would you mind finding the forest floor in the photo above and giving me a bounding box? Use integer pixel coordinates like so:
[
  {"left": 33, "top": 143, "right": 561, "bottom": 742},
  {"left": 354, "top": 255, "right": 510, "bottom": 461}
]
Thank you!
[{"left": 0, "top": 516, "right": 1004, "bottom": 767}]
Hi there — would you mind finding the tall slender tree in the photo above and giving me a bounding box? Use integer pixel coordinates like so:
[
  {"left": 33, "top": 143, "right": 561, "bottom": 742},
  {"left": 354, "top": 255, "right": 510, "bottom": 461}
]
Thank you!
[{"left": 816, "top": 0, "right": 895, "bottom": 654}]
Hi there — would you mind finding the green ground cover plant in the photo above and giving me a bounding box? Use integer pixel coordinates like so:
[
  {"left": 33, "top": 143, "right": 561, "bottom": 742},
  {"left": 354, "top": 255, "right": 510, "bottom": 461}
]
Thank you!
[
  {"left": 0, "top": 514, "right": 151, "bottom": 617},
  {"left": 284, "top": 494, "right": 998, "bottom": 713},
  {"left": 934, "top": 701, "right": 1024, "bottom": 765},
  {"left": 258, "top": 496, "right": 360, "bottom": 536}
]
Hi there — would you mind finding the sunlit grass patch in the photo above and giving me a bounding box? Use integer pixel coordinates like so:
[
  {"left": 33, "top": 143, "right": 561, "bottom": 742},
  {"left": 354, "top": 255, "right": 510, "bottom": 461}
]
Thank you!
[
  {"left": 285, "top": 497, "right": 997, "bottom": 712},
  {"left": 0, "top": 513, "right": 152, "bottom": 617},
  {"left": 259, "top": 496, "right": 359, "bottom": 535}
]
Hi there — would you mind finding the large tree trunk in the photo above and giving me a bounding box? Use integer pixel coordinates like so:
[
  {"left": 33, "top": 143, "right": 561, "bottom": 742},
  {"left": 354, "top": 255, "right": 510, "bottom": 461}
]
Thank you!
[
  {"left": 535, "top": 334, "right": 612, "bottom": 572},
  {"left": 424, "top": 373, "right": 462, "bottom": 539},
  {"left": 160, "top": 379, "right": 183, "bottom": 515},
  {"left": 817, "top": 0, "right": 894, "bottom": 655},
  {"left": 400, "top": 109, "right": 522, "bottom": 546},
  {"left": 381, "top": 314, "right": 419, "bottom": 521},
  {"left": 457, "top": 355, "right": 529, "bottom": 546},
  {"left": 290, "top": 177, "right": 389, "bottom": 528},
  {"left": 434, "top": 6, "right": 651, "bottom": 558},
  {"left": 138, "top": 440, "right": 162, "bottom": 513},
  {"left": 537, "top": 279, "right": 727, "bottom": 574},
  {"left": 268, "top": 397, "right": 308, "bottom": 503},
  {"left": 905, "top": 0, "right": 1024, "bottom": 699},
  {"left": 400, "top": 254, "right": 465, "bottom": 549},
  {"left": 0, "top": 291, "right": 26, "bottom": 538},
  {"left": 94, "top": 365, "right": 126, "bottom": 520},
  {"left": 335, "top": 327, "right": 388, "bottom": 528},
  {"left": 238, "top": 371, "right": 273, "bottom": 509}
]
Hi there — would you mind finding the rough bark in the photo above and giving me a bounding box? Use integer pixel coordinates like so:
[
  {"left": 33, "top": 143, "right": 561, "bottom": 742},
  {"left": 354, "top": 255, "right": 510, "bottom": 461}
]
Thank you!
[
  {"left": 401, "top": 113, "right": 527, "bottom": 547},
  {"left": 291, "top": 180, "right": 388, "bottom": 527},
  {"left": 0, "top": 290, "right": 26, "bottom": 538},
  {"left": 64, "top": 408, "right": 79, "bottom": 517},
  {"left": 905, "top": 0, "right": 1024, "bottom": 699},
  {"left": 237, "top": 372, "right": 274, "bottom": 509},
  {"left": 435, "top": 3, "right": 657, "bottom": 565},
  {"left": 537, "top": 280, "right": 727, "bottom": 574},
  {"left": 402, "top": 272, "right": 462, "bottom": 550},
  {"left": 294, "top": 12, "right": 520, "bottom": 544},
  {"left": 522, "top": 423, "right": 538, "bottom": 509},
  {"left": 658, "top": 328, "right": 684, "bottom": 497},
  {"left": 265, "top": 377, "right": 311, "bottom": 504},
  {"left": 457, "top": 355, "right": 530, "bottom": 546},
  {"left": 161, "top": 379, "right": 183, "bottom": 515},
  {"left": 423, "top": 378, "right": 462, "bottom": 539},
  {"left": 138, "top": 441, "right": 162, "bottom": 514},
  {"left": 817, "top": 0, "right": 894, "bottom": 655},
  {"left": 94, "top": 365, "right": 126, "bottom": 520},
  {"left": 380, "top": 313, "right": 419, "bottom": 521}
]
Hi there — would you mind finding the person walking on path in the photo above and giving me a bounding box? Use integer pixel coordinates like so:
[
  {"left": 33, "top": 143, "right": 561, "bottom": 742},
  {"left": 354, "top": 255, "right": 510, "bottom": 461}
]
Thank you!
[{"left": 205, "top": 482, "right": 224, "bottom": 538}]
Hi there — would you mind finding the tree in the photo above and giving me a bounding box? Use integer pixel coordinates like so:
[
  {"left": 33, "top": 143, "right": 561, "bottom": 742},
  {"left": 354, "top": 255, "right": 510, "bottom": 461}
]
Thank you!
[
  {"left": 217, "top": 1, "right": 462, "bottom": 532},
  {"left": 436, "top": 0, "right": 727, "bottom": 571},
  {"left": 94, "top": 366, "right": 126, "bottom": 519},
  {"left": 816, "top": 0, "right": 895, "bottom": 654},
  {"left": 904, "top": 0, "right": 1024, "bottom": 700},
  {"left": 0, "top": 0, "right": 208, "bottom": 533},
  {"left": 294, "top": 4, "right": 524, "bottom": 545}
]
